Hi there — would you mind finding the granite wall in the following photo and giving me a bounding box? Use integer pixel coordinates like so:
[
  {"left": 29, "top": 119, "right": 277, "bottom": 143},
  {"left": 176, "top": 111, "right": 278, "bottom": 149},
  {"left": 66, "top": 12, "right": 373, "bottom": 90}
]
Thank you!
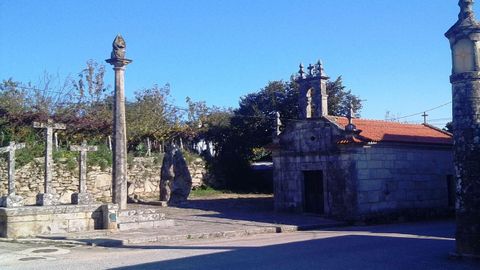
[
  {"left": 0, "top": 156, "right": 207, "bottom": 205},
  {"left": 352, "top": 144, "right": 453, "bottom": 217}
]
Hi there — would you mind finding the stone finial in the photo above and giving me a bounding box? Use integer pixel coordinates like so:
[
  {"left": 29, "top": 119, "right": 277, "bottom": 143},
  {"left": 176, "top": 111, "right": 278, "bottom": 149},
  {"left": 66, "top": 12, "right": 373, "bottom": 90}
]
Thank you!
[
  {"left": 275, "top": 111, "right": 282, "bottom": 136},
  {"left": 111, "top": 35, "right": 126, "bottom": 59},
  {"left": 298, "top": 63, "right": 305, "bottom": 79},
  {"left": 318, "top": 60, "right": 326, "bottom": 76},
  {"left": 307, "top": 64, "right": 315, "bottom": 77},
  {"left": 345, "top": 103, "right": 356, "bottom": 132},
  {"left": 459, "top": 0, "right": 475, "bottom": 20}
]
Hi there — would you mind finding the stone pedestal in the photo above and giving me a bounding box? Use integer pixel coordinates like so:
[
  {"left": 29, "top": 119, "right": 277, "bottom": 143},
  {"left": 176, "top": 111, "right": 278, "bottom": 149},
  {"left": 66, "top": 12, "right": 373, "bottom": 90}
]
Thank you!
[
  {"left": 36, "top": 193, "right": 57, "bottom": 206},
  {"left": 102, "top": 204, "right": 119, "bottom": 231},
  {"left": 0, "top": 195, "right": 24, "bottom": 208},
  {"left": 71, "top": 192, "right": 94, "bottom": 205}
]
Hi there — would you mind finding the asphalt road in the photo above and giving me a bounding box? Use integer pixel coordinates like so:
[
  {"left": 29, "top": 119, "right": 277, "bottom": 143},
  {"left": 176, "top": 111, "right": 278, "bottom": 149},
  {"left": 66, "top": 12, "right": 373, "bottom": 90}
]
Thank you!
[{"left": 0, "top": 220, "right": 478, "bottom": 270}]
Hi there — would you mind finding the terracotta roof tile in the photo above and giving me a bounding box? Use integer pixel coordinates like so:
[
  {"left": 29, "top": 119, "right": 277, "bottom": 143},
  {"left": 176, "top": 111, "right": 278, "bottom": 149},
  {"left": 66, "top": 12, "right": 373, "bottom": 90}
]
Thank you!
[{"left": 332, "top": 117, "right": 452, "bottom": 145}]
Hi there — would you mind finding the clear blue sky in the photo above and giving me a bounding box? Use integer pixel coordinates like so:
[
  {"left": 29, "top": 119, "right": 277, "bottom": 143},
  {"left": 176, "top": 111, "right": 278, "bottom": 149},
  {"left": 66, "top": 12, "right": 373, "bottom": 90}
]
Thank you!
[{"left": 0, "top": 0, "right": 466, "bottom": 127}]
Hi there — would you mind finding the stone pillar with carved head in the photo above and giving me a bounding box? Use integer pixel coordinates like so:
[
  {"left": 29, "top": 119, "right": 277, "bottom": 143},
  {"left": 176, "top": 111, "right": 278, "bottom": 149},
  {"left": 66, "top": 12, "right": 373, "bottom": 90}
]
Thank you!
[
  {"left": 445, "top": 0, "right": 480, "bottom": 258},
  {"left": 106, "top": 35, "right": 132, "bottom": 210}
]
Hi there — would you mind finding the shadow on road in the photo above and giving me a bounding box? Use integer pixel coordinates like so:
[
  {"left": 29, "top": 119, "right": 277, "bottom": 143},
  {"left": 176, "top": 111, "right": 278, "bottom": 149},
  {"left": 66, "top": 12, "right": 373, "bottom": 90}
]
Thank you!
[{"left": 110, "top": 233, "right": 478, "bottom": 270}]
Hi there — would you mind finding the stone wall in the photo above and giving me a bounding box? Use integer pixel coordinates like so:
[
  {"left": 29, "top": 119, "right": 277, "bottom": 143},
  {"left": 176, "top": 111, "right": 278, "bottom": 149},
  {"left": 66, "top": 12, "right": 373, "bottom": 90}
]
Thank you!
[
  {"left": 352, "top": 144, "right": 453, "bottom": 217},
  {"left": 0, "top": 156, "right": 208, "bottom": 205}
]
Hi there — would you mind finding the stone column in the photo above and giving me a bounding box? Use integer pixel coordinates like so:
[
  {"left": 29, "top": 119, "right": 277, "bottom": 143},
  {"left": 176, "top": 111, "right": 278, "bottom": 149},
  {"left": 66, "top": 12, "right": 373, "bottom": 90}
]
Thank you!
[
  {"left": 445, "top": 0, "right": 480, "bottom": 258},
  {"left": 0, "top": 141, "right": 26, "bottom": 207},
  {"left": 33, "top": 119, "right": 66, "bottom": 206},
  {"left": 106, "top": 35, "right": 132, "bottom": 210}
]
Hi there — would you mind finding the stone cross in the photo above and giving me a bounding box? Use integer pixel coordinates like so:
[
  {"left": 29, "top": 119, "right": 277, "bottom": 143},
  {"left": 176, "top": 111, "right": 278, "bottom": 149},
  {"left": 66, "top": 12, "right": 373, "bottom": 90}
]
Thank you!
[
  {"left": 421, "top": 112, "right": 428, "bottom": 124},
  {"left": 106, "top": 35, "right": 132, "bottom": 210},
  {"left": 33, "top": 119, "right": 66, "bottom": 206},
  {"left": 70, "top": 141, "right": 97, "bottom": 205},
  {"left": 0, "top": 141, "right": 25, "bottom": 207}
]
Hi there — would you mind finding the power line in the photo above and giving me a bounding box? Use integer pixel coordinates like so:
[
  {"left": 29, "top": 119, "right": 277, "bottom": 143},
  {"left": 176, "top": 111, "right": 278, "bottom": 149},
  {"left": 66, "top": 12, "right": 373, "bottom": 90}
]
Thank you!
[{"left": 389, "top": 101, "right": 452, "bottom": 121}]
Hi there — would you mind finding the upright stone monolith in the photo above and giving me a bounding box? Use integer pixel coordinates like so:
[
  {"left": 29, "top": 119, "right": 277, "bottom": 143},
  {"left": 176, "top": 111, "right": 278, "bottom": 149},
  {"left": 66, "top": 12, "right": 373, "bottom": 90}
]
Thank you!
[
  {"left": 33, "top": 119, "right": 66, "bottom": 206},
  {"left": 445, "top": 0, "right": 480, "bottom": 258},
  {"left": 160, "top": 144, "right": 192, "bottom": 204},
  {"left": 106, "top": 35, "right": 132, "bottom": 210},
  {"left": 0, "top": 141, "right": 26, "bottom": 207}
]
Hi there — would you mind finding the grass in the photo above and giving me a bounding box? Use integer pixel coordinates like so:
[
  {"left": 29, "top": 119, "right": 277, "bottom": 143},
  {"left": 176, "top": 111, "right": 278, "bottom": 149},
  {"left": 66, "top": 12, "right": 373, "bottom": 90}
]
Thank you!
[{"left": 189, "top": 185, "right": 228, "bottom": 197}]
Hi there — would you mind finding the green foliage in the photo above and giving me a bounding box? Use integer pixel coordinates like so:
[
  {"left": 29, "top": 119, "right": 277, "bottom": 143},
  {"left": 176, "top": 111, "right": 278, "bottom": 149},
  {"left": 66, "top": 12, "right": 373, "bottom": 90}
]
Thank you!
[
  {"left": 87, "top": 144, "right": 112, "bottom": 170},
  {"left": 444, "top": 122, "right": 453, "bottom": 133},
  {"left": 52, "top": 149, "right": 77, "bottom": 172},
  {"left": 65, "top": 157, "right": 78, "bottom": 172},
  {"left": 189, "top": 185, "right": 227, "bottom": 197},
  {"left": 15, "top": 143, "right": 44, "bottom": 167},
  {"left": 153, "top": 152, "right": 164, "bottom": 165},
  {"left": 127, "top": 84, "right": 179, "bottom": 146},
  {"left": 182, "top": 149, "right": 202, "bottom": 165},
  {"left": 327, "top": 76, "right": 362, "bottom": 116}
]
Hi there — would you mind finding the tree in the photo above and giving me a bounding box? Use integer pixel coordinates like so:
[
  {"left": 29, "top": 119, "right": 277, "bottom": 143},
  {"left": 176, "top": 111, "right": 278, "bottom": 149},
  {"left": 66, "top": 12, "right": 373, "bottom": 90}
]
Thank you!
[
  {"left": 127, "top": 84, "right": 179, "bottom": 148},
  {"left": 327, "top": 76, "right": 362, "bottom": 116},
  {"left": 209, "top": 76, "right": 363, "bottom": 191}
]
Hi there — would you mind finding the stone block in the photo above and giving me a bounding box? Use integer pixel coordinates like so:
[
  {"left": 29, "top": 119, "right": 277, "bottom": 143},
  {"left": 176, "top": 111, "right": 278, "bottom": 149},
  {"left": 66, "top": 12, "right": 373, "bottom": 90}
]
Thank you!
[
  {"left": 72, "top": 192, "right": 95, "bottom": 205},
  {"left": 67, "top": 218, "right": 91, "bottom": 232},
  {"left": 356, "top": 161, "right": 368, "bottom": 169},
  {"left": 0, "top": 195, "right": 24, "bottom": 207},
  {"left": 398, "top": 181, "right": 415, "bottom": 190},
  {"left": 102, "top": 204, "right": 119, "bottom": 231},
  {"left": 367, "top": 191, "right": 382, "bottom": 203},
  {"left": 357, "top": 191, "right": 369, "bottom": 204},
  {"left": 357, "top": 169, "right": 369, "bottom": 180},
  {"left": 370, "top": 169, "right": 392, "bottom": 179},
  {"left": 36, "top": 193, "right": 58, "bottom": 206},
  {"left": 358, "top": 180, "right": 383, "bottom": 191},
  {"left": 368, "top": 161, "right": 383, "bottom": 169}
]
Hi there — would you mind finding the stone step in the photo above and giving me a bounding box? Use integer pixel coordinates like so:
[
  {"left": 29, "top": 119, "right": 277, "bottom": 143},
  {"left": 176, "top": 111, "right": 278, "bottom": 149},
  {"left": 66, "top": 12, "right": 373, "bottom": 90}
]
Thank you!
[
  {"left": 117, "top": 219, "right": 175, "bottom": 231},
  {"left": 118, "top": 212, "right": 166, "bottom": 223},
  {"left": 118, "top": 208, "right": 165, "bottom": 217}
]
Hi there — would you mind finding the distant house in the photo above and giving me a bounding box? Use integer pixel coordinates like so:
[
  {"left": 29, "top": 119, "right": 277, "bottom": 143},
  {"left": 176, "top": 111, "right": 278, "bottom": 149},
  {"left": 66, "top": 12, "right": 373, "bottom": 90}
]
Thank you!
[{"left": 272, "top": 62, "right": 454, "bottom": 221}]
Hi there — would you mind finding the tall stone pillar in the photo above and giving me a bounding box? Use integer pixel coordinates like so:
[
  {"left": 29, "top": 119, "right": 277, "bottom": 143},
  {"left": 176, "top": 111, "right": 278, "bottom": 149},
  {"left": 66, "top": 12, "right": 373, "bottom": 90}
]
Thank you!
[
  {"left": 445, "top": 0, "right": 480, "bottom": 258},
  {"left": 106, "top": 35, "right": 132, "bottom": 210}
]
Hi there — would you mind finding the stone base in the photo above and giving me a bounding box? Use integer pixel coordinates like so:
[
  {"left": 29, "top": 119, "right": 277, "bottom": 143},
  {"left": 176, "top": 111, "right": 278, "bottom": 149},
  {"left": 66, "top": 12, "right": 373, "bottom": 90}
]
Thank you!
[
  {"left": 0, "top": 195, "right": 24, "bottom": 208},
  {"left": 71, "top": 192, "right": 94, "bottom": 205},
  {"left": 36, "top": 193, "right": 58, "bottom": 206},
  {"left": 0, "top": 204, "right": 118, "bottom": 238}
]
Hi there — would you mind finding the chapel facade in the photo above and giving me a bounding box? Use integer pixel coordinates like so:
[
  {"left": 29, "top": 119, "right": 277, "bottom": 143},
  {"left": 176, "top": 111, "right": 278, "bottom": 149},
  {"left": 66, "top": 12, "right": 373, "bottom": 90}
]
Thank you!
[{"left": 272, "top": 62, "right": 454, "bottom": 221}]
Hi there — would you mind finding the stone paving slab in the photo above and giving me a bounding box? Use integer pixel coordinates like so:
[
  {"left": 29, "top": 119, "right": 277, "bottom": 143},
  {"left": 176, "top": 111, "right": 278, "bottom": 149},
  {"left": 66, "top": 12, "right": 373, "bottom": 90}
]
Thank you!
[{"left": 26, "top": 196, "right": 345, "bottom": 246}]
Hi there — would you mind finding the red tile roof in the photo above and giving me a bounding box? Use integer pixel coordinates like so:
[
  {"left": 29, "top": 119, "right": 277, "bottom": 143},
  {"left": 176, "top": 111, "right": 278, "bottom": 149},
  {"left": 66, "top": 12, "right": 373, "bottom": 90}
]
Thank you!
[{"left": 331, "top": 117, "right": 453, "bottom": 145}]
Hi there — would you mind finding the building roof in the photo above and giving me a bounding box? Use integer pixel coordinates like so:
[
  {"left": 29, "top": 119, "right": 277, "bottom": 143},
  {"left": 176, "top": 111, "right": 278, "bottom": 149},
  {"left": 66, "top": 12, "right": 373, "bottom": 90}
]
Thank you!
[{"left": 331, "top": 117, "right": 453, "bottom": 145}]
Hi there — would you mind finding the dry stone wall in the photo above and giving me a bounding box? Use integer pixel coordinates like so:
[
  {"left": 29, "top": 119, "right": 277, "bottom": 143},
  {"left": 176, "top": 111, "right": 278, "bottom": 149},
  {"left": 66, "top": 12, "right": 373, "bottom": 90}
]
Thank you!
[{"left": 0, "top": 157, "right": 207, "bottom": 205}]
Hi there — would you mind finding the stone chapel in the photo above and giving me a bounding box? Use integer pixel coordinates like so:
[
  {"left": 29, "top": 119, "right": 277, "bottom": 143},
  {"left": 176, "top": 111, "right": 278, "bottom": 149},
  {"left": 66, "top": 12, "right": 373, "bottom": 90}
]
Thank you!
[{"left": 272, "top": 62, "right": 454, "bottom": 221}]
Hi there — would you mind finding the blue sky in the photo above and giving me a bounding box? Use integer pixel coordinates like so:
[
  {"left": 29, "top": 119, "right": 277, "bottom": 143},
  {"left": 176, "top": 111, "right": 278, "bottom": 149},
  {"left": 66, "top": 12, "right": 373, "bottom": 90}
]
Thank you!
[{"left": 0, "top": 1, "right": 465, "bottom": 127}]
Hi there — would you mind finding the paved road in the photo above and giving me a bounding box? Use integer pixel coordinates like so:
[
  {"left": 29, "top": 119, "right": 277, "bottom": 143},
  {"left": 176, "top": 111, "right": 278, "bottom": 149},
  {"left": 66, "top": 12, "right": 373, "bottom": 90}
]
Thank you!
[{"left": 0, "top": 221, "right": 478, "bottom": 270}]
